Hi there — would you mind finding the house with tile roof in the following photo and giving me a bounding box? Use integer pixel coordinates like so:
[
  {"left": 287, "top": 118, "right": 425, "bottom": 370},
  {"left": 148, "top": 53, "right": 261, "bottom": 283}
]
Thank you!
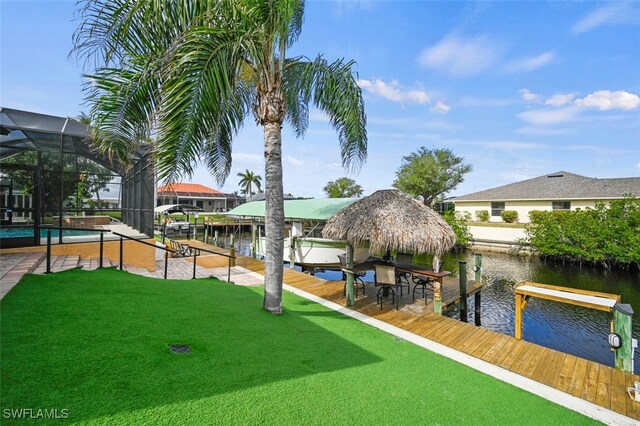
[
  {"left": 451, "top": 171, "right": 640, "bottom": 223},
  {"left": 157, "top": 183, "right": 245, "bottom": 212}
]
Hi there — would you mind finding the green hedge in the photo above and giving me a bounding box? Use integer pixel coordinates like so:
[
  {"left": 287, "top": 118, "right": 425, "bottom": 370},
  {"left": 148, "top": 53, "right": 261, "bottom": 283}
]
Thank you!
[
  {"left": 475, "top": 210, "right": 489, "bottom": 222},
  {"left": 500, "top": 210, "right": 518, "bottom": 223},
  {"left": 523, "top": 197, "right": 640, "bottom": 268}
]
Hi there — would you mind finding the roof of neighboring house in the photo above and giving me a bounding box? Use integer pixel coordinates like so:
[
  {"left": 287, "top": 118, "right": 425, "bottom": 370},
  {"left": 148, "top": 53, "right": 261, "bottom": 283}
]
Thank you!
[
  {"left": 225, "top": 198, "right": 358, "bottom": 220},
  {"left": 451, "top": 171, "right": 640, "bottom": 202},
  {"left": 157, "top": 183, "right": 224, "bottom": 198}
]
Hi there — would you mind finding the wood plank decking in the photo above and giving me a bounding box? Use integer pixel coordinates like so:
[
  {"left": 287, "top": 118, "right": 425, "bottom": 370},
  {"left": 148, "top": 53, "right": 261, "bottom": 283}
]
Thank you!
[{"left": 189, "top": 243, "right": 640, "bottom": 421}]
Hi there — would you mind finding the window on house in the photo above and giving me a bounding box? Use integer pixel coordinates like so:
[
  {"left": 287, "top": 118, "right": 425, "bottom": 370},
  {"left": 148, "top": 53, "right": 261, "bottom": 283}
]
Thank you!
[
  {"left": 552, "top": 201, "right": 571, "bottom": 210},
  {"left": 196, "top": 200, "right": 204, "bottom": 208},
  {"left": 491, "top": 202, "right": 505, "bottom": 217}
]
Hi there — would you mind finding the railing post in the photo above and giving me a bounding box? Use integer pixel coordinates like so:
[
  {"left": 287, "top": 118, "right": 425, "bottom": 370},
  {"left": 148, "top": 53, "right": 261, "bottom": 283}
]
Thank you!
[
  {"left": 230, "top": 234, "right": 236, "bottom": 267},
  {"left": 164, "top": 250, "right": 168, "bottom": 279},
  {"left": 227, "top": 256, "right": 231, "bottom": 282},
  {"left": 192, "top": 250, "right": 198, "bottom": 279},
  {"left": 119, "top": 236, "right": 123, "bottom": 270},
  {"left": 99, "top": 232, "right": 104, "bottom": 269},
  {"left": 46, "top": 229, "right": 51, "bottom": 274},
  {"left": 214, "top": 230, "right": 219, "bottom": 247},
  {"left": 459, "top": 261, "right": 468, "bottom": 322}
]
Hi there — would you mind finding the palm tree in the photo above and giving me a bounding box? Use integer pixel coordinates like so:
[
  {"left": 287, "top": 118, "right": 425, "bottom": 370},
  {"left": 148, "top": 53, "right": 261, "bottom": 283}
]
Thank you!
[
  {"left": 73, "top": 0, "right": 367, "bottom": 313},
  {"left": 237, "top": 169, "right": 262, "bottom": 198}
]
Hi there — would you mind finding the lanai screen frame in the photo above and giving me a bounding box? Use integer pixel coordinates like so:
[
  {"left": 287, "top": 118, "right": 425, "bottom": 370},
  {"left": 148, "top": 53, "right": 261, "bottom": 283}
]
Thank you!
[{"left": 0, "top": 107, "right": 154, "bottom": 247}]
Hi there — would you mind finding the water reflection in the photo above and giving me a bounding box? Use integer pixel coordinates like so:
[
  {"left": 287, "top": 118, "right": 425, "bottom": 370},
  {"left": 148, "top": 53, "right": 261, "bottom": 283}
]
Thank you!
[{"left": 439, "top": 251, "right": 640, "bottom": 373}]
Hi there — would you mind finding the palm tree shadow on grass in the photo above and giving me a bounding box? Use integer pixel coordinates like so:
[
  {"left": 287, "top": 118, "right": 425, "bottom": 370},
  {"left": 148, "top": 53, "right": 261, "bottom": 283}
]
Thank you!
[{"left": 0, "top": 269, "right": 382, "bottom": 423}]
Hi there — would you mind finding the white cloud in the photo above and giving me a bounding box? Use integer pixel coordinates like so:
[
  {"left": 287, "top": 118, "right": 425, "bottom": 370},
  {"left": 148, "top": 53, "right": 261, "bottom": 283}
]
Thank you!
[
  {"left": 545, "top": 93, "right": 576, "bottom": 106},
  {"left": 572, "top": 2, "right": 638, "bottom": 34},
  {"left": 519, "top": 89, "right": 542, "bottom": 103},
  {"left": 636, "top": 162, "right": 640, "bottom": 170},
  {"left": 517, "top": 106, "right": 580, "bottom": 125},
  {"left": 357, "top": 79, "right": 429, "bottom": 104},
  {"left": 516, "top": 127, "right": 575, "bottom": 136},
  {"left": 232, "top": 153, "right": 263, "bottom": 165},
  {"left": 479, "top": 140, "right": 546, "bottom": 150},
  {"left": 574, "top": 90, "right": 640, "bottom": 111},
  {"left": 505, "top": 51, "right": 556, "bottom": 72},
  {"left": 431, "top": 100, "right": 451, "bottom": 114},
  {"left": 285, "top": 156, "right": 304, "bottom": 167},
  {"left": 418, "top": 35, "right": 502, "bottom": 76}
]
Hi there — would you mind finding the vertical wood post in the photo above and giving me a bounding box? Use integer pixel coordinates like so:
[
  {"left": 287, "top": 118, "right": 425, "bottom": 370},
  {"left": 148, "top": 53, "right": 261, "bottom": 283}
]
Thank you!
[
  {"left": 229, "top": 234, "right": 236, "bottom": 267},
  {"left": 474, "top": 253, "right": 482, "bottom": 326},
  {"left": 459, "top": 261, "right": 468, "bottom": 322},
  {"left": 433, "top": 279, "right": 442, "bottom": 315},
  {"left": 345, "top": 244, "right": 355, "bottom": 307},
  {"left": 204, "top": 227, "right": 208, "bottom": 244},
  {"left": 474, "top": 253, "right": 482, "bottom": 282},
  {"left": 613, "top": 303, "right": 634, "bottom": 373},
  {"left": 251, "top": 221, "right": 257, "bottom": 259},
  {"left": 289, "top": 237, "right": 296, "bottom": 269},
  {"left": 214, "top": 230, "right": 219, "bottom": 247},
  {"left": 515, "top": 293, "right": 523, "bottom": 340}
]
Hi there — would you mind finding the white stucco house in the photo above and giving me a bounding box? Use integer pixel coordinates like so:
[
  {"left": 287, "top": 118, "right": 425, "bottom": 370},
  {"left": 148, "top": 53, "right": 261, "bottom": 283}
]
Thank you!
[{"left": 450, "top": 171, "right": 640, "bottom": 223}]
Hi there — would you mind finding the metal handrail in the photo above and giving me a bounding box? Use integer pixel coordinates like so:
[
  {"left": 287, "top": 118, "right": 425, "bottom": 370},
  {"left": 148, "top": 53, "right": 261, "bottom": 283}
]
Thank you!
[
  {"left": 112, "top": 231, "right": 177, "bottom": 279},
  {"left": 184, "top": 245, "right": 236, "bottom": 282},
  {"left": 41, "top": 225, "right": 111, "bottom": 233},
  {"left": 44, "top": 227, "right": 111, "bottom": 274}
]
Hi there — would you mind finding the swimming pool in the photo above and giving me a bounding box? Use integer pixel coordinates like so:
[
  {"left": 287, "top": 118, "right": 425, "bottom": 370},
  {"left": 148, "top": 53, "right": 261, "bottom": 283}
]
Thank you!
[{"left": 0, "top": 227, "right": 103, "bottom": 239}]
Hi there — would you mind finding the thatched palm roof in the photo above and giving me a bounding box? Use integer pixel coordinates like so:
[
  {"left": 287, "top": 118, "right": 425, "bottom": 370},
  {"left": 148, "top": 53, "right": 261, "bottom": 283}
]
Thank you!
[{"left": 322, "top": 189, "right": 456, "bottom": 255}]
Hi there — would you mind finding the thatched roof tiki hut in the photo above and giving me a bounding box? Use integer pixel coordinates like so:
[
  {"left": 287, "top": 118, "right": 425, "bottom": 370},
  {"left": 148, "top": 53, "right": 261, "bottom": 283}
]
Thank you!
[{"left": 322, "top": 189, "right": 456, "bottom": 306}]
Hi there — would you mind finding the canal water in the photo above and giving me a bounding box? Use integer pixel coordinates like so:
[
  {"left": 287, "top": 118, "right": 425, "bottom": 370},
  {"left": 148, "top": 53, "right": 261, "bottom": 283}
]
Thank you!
[{"left": 231, "top": 235, "right": 640, "bottom": 373}]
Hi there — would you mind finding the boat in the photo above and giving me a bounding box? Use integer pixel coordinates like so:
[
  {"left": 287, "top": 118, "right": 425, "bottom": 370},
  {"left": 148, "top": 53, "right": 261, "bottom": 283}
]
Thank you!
[{"left": 225, "top": 198, "right": 369, "bottom": 269}]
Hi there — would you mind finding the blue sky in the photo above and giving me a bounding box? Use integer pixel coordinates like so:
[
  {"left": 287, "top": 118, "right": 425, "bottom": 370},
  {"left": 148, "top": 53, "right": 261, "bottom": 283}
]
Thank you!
[{"left": 1, "top": 1, "right": 639, "bottom": 198}]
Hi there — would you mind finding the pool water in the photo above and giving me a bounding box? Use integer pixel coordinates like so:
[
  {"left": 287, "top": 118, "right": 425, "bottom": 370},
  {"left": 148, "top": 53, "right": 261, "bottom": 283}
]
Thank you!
[{"left": 0, "top": 227, "right": 101, "bottom": 239}]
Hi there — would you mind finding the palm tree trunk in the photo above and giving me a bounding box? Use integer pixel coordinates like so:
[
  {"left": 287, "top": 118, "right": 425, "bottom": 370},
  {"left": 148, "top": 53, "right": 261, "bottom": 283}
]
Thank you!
[{"left": 263, "top": 121, "right": 284, "bottom": 314}]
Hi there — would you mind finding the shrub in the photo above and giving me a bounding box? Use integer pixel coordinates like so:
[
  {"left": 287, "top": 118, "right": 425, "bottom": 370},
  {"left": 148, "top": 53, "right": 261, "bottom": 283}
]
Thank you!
[
  {"left": 443, "top": 210, "right": 472, "bottom": 250},
  {"left": 475, "top": 210, "right": 489, "bottom": 222},
  {"left": 501, "top": 210, "right": 519, "bottom": 223},
  {"left": 523, "top": 196, "right": 640, "bottom": 268},
  {"left": 528, "top": 210, "right": 546, "bottom": 223}
]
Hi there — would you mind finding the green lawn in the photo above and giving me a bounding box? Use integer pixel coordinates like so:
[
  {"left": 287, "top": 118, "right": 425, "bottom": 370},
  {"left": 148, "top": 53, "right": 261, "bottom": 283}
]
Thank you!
[{"left": 1, "top": 269, "right": 595, "bottom": 425}]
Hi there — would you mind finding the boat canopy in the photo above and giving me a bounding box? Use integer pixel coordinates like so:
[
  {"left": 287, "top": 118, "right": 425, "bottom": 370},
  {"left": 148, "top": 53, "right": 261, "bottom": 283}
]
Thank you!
[
  {"left": 225, "top": 198, "right": 357, "bottom": 221},
  {"left": 154, "top": 204, "right": 204, "bottom": 214}
]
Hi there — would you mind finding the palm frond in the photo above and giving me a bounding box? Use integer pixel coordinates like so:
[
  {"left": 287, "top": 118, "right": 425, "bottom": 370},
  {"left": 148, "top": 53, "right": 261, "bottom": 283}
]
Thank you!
[
  {"left": 155, "top": 25, "right": 254, "bottom": 184},
  {"left": 283, "top": 55, "right": 367, "bottom": 171}
]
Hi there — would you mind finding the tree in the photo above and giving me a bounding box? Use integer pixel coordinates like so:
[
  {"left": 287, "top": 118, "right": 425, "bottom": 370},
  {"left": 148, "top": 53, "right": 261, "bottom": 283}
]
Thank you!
[
  {"left": 237, "top": 169, "right": 262, "bottom": 197},
  {"left": 73, "top": 0, "right": 367, "bottom": 314},
  {"left": 393, "top": 147, "right": 471, "bottom": 206},
  {"left": 323, "top": 177, "right": 363, "bottom": 198}
]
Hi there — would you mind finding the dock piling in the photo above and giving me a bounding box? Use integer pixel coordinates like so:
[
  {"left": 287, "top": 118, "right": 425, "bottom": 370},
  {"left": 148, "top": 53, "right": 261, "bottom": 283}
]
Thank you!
[
  {"left": 613, "top": 303, "right": 634, "bottom": 373},
  {"left": 459, "top": 261, "right": 468, "bottom": 322}
]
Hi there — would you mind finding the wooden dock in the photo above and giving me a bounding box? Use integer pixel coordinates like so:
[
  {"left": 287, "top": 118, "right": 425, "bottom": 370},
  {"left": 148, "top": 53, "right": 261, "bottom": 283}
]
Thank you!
[{"left": 190, "top": 242, "right": 640, "bottom": 421}]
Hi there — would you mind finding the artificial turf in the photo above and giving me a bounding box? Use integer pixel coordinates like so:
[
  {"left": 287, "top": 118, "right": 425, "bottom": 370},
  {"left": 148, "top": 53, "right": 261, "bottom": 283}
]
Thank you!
[{"left": 1, "top": 268, "right": 597, "bottom": 425}]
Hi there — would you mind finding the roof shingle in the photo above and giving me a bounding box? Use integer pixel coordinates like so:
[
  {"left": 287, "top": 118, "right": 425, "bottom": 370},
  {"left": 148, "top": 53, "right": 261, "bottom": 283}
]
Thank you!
[
  {"left": 157, "top": 183, "right": 224, "bottom": 197},
  {"left": 451, "top": 171, "right": 640, "bottom": 202}
]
